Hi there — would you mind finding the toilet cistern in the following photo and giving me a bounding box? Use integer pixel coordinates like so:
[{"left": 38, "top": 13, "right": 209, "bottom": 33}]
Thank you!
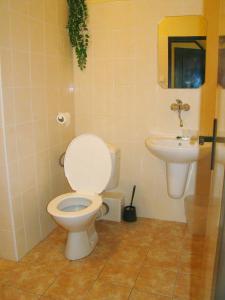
[{"left": 170, "top": 99, "right": 190, "bottom": 127}]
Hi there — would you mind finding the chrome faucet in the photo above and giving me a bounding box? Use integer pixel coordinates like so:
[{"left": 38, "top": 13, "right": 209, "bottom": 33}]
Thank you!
[{"left": 170, "top": 99, "right": 190, "bottom": 127}]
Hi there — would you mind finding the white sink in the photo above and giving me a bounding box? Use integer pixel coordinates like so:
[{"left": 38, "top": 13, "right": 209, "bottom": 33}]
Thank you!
[
  {"left": 145, "top": 136, "right": 210, "bottom": 199},
  {"left": 145, "top": 136, "right": 210, "bottom": 163}
]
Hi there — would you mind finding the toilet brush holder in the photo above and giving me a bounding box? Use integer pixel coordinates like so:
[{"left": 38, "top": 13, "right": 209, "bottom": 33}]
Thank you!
[
  {"left": 123, "top": 185, "right": 137, "bottom": 222},
  {"left": 123, "top": 205, "right": 137, "bottom": 222}
]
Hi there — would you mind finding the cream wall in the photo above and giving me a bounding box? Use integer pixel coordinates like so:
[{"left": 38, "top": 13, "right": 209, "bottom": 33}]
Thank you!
[
  {"left": 74, "top": 0, "right": 203, "bottom": 222},
  {"left": 0, "top": 0, "right": 74, "bottom": 260},
  {"left": 0, "top": 67, "right": 16, "bottom": 260}
]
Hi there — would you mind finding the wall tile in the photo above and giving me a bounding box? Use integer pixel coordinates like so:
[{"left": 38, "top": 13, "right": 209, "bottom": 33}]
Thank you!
[
  {"left": 28, "top": 0, "right": 44, "bottom": 20},
  {"left": 0, "top": 0, "right": 9, "bottom": 11},
  {"left": 35, "top": 151, "right": 51, "bottom": 187},
  {"left": 33, "top": 120, "right": 49, "bottom": 153},
  {"left": 0, "top": 229, "right": 16, "bottom": 260},
  {"left": 16, "top": 123, "right": 34, "bottom": 159},
  {"left": 9, "top": 0, "right": 29, "bottom": 15},
  {"left": 18, "top": 155, "right": 36, "bottom": 192},
  {"left": 0, "top": 49, "right": 13, "bottom": 87},
  {"left": 0, "top": 10, "right": 11, "bottom": 48},
  {"left": 8, "top": 161, "right": 21, "bottom": 198},
  {"left": 15, "top": 227, "right": 27, "bottom": 259},
  {"left": 14, "top": 88, "right": 32, "bottom": 124},
  {"left": 0, "top": 0, "right": 74, "bottom": 260},
  {"left": 29, "top": 20, "right": 44, "bottom": 54},
  {"left": 31, "top": 88, "right": 47, "bottom": 121},
  {"left": 30, "top": 54, "right": 45, "bottom": 87},
  {"left": 5, "top": 125, "right": 18, "bottom": 163},
  {"left": 0, "top": 197, "right": 12, "bottom": 230},
  {"left": 12, "top": 51, "right": 30, "bottom": 87},
  {"left": 11, "top": 13, "right": 29, "bottom": 52},
  {"left": 44, "top": 0, "right": 58, "bottom": 25},
  {"left": 22, "top": 187, "right": 41, "bottom": 250},
  {"left": 2, "top": 88, "right": 15, "bottom": 126}
]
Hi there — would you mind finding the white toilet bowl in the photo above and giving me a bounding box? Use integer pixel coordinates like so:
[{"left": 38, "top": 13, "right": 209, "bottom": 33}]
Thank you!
[
  {"left": 48, "top": 192, "right": 102, "bottom": 259},
  {"left": 47, "top": 134, "right": 119, "bottom": 260}
]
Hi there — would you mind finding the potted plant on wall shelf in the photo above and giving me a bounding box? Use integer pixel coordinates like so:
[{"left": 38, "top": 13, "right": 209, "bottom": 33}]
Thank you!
[{"left": 67, "top": 0, "right": 89, "bottom": 70}]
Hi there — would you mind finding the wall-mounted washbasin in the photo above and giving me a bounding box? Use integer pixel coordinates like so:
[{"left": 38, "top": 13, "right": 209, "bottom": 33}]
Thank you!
[
  {"left": 145, "top": 136, "right": 210, "bottom": 163},
  {"left": 145, "top": 136, "right": 210, "bottom": 199}
]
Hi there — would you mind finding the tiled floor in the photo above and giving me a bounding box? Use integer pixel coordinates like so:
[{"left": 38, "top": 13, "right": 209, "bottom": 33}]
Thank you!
[{"left": 0, "top": 218, "right": 206, "bottom": 300}]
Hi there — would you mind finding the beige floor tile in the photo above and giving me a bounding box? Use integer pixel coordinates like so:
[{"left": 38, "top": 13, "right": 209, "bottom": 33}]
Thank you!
[
  {"left": 146, "top": 246, "right": 180, "bottom": 271},
  {"left": 87, "top": 280, "right": 131, "bottom": 300},
  {"left": 151, "top": 220, "right": 186, "bottom": 236},
  {"left": 43, "top": 254, "right": 105, "bottom": 299},
  {"left": 22, "top": 239, "right": 64, "bottom": 262},
  {"left": 44, "top": 272, "right": 94, "bottom": 299},
  {"left": 135, "top": 266, "right": 177, "bottom": 297},
  {"left": 150, "top": 236, "right": 183, "bottom": 253},
  {"left": 129, "top": 289, "right": 171, "bottom": 300},
  {"left": 120, "top": 219, "right": 154, "bottom": 248},
  {"left": 97, "top": 220, "right": 127, "bottom": 239},
  {"left": 35, "top": 258, "right": 69, "bottom": 276},
  {"left": 98, "top": 233, "right": 123, "bottom": 250},
  {"left": 108, "top": 244, "right": 149, "bottom": 266},
  {"left": 0, "top": 284, "right": 40, "bottom": 300},
  {"left": 99, "top": 261, "right": 141, "bottom": 287},
  {"left": 120, "top": 230, "right": 154, "bottom": 248},
  {"left": 96, "top": 222, "right": 126, "bottom": 251},
  {"left": 0, "top": 259, "right": 18, "bottom": 285},
  {"left": 21, "top": 240, "right": 69, "bottom": 275},
  {"left": 47, "top": 226, "right": 67, "bottom": 245},
  {"left": 6, "top": 262, "right": 56, "bottom": 295},
  {"left": 174, "top": 273, "right": 204, "bottom": 300},
  {"left": 91, "top": 241, "right": 121, "bottom": 259},
  {"left": 61, "top": 255, "right": 106, "bottom": 279}
]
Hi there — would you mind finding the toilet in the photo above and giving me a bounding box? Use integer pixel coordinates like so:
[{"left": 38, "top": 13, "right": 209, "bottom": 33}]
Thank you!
[{"left": 47, "top": 134, "right": 120, "bottom": 260}]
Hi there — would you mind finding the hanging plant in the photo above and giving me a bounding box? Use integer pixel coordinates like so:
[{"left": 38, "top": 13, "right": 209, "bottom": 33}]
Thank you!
[{"left": 67, "top": 0, "right": 89, "bottom": 70}]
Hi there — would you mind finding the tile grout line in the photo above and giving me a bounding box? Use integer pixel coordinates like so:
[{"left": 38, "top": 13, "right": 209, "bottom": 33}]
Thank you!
[
  {"left": 84, "top": 256, "right": 109, "bottom": 296},
  {"left": 127, "top": 241, "right": 152, "bottom": 299},
  {"left": 171, "top": 231, "right": 187, "bottom": 300}
]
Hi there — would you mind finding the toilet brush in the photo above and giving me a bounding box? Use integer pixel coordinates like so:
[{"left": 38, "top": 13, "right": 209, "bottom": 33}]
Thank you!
[{"left": 123, "top": 185, "right": 137, "bottom": 222}]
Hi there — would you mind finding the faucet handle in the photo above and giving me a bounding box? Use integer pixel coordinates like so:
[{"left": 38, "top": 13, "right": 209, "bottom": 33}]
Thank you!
[
  {"left": 182, "top": 103, "right": 190, "bottom": 111},
  {"left": 176, "top": 99, "right": 183, "bottom": 105},
  {"left": 170, "top": 103, "right": 179, "bottom": 111}
]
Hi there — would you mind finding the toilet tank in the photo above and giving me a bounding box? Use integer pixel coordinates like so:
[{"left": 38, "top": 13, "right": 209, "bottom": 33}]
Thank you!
[{"left": 105, "top": 143, "right": 120, "bottom": 190}]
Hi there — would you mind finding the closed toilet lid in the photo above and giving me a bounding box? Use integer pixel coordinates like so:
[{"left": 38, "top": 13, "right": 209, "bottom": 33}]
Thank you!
[{"left": 64, "top": 134, "right": 112, "bottom": 194}]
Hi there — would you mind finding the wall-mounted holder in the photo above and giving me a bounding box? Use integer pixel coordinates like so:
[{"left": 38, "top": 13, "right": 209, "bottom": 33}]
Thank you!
[{"left": 56, "top": 112, "right": 71, "bottom": 127}]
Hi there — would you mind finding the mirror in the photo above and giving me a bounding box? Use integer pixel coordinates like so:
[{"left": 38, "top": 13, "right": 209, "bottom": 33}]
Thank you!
[
  {"left": 158, "top": 16, "right": 207, "bottom": 89},
  {"left": 218, "top": 36, "right": 225, "bottom": 88}
]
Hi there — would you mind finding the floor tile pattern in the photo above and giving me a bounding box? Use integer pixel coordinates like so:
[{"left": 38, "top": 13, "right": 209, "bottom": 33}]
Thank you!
[{"left": 0, "top": 218, "right": 205, "bottom": 299}]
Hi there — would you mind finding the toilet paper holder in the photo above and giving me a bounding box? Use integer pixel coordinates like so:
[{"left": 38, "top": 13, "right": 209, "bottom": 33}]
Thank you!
[{"left": 56, "top": 112, "right": 71, "bottom": 126}]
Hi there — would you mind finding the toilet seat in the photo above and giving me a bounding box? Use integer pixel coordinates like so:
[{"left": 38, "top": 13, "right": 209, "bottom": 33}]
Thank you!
[
  {"left": 47, "top": 192, "right": 102, "bottom": 218},
  {"left": 48, "top": 134, "right": 112, "bottom": 219}
]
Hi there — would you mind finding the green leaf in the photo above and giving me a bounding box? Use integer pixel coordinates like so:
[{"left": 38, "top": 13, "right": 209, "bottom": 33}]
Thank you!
[{"left": 67, "top": 0, "right": 89, "bottom": 70}]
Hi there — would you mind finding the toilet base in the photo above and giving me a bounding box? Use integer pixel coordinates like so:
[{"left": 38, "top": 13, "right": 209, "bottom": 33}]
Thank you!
[{"left": 65, "top": 226, "right": 98, "bottom": 260}]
